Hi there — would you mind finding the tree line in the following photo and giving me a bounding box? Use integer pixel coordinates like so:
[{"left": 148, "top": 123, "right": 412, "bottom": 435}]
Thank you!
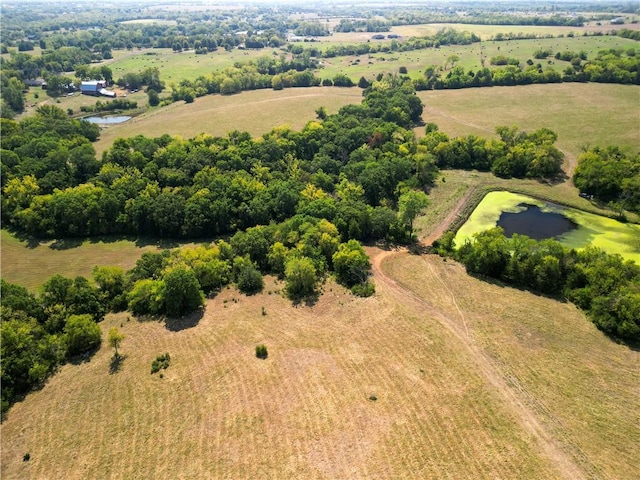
[
  {"left": 1, "top": 81, "right": 431, "bottom": 242},
  {"left": 416, "top": 48, "right": 639, "bottom": 91}
]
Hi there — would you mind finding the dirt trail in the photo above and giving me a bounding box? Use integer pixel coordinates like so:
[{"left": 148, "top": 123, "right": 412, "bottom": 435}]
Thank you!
[
  {"left": 370, "top": 249, "right": 587, "bottom": 479},
  {"left": 368, "top": 192, "right": 588, "bottom": 480}
]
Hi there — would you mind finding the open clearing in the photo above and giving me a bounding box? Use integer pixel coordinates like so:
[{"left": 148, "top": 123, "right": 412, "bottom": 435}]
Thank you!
[
  {"left": 0, "top": 229, "right": 178, "bottom": 292},
  {"left": 2, "top": 250, "right": 638, "bottom": 478},
  {"left": 93, "top": 87, "right": 363, "bottom": 156}
]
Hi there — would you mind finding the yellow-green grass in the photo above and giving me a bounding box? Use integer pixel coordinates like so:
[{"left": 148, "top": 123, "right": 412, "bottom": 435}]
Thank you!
[
  {"left": 0, "top": 229, "right": 175, "bottom": 292},
  {"left": 391, "top": 21, "right": 640, "bottom": 41},
  {"left": 454, "top": 191, "right": 640, "bottom": 262},
  {"left": 92, "top": 86, "right": 363, "bottom": 157},
  {"left": 2, "top": 251, "right": 638, "bottom": 478},
  {"left": 317, "top": 35, "right": 638, "bottom": 81},
  {"left": 104, "top": 47, "right": 270, "bottom": 84},
  {"left": 418, "top": 83, "right": 640, "bottom": 160}
]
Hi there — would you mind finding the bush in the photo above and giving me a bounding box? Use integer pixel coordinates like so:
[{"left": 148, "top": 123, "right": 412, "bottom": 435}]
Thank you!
[
  {"left": 151, "top": 353, "right": 171, "bottom": 374},
  {"left": 255, "top": 344, "right": 268, "bottom": 359},
  {"left": 350, "top": 280, "right": 375, "bottom": 297}
]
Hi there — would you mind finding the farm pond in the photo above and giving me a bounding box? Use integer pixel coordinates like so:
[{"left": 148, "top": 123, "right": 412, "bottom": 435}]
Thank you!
[
  {"left": 454, "top": 191, "right": 640, "bottom": 264},
  {"left": 83, "top": 115, "right": 132, "bottom": 124}
]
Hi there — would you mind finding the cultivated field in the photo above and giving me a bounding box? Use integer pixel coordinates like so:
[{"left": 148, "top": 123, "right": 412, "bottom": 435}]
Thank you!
[
  {"left": 92, "top": 87, "right": 363, "bottom": 156},
  {"left": 2, "top": 250, "right": 638, "bottom": 479}
]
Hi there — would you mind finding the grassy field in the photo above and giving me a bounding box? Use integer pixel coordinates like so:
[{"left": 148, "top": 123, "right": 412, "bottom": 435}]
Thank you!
[
  {"left": 102, "top": 47, "right": 270, "bottom": 84},
  {"left": 0, "top": 229, "right": 179, "bottom": 292},
  {"left": 317, "top": 35, "right": 638, "bottom": 81},
  {"left": 391, "top": 21, "right": 640, "bottom": 40},
  {"left": 92, "top": 87, "right": 363, "bottom": 156},
  {"left": 2, "top": 250, "right": 638, "bottom": 478}
]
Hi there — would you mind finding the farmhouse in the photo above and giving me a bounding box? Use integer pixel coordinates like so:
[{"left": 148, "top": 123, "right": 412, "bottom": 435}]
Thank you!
[{"left": 81, "top": 80, "right": 117, "bottom": 97}]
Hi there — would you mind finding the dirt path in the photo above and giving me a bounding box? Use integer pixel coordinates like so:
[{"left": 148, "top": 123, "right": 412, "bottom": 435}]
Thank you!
[
  {"left": 369, "top": 248, "right": 587, "bottom": 479},
  {"left": 422, "top": 187, "right": 475, "bottom": 247},
  {"left": 367, "top": 190, "right": 588, "bottom": 479}
]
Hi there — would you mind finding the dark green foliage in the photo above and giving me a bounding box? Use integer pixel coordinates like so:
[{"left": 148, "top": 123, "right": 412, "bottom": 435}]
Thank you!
[
  {"left": 233, "top": 256, "right": 264, "bottom": 295},
  {"left": 64, "top": 314, "right": 102, "bottom": 357},
  {"left": 162, "top": 267, "right": 204, "bottom": 318},
  {"left": 350, "top": 280, "right": 375, "bottom": 297},
  {"left": 456, "top": 230, "right": 640, "bottom": 342},
  {"left": 573, "top": 147, "right": 640, "bottom": 213},
  {"left": 425, "top": 126, "right": 564, "bottom": 180},
  {"left": 151, "top": 353, "right": 171, "bottom": 374},
  {"left": 255, "top": 344, "right": 268, "bottom": 359}
]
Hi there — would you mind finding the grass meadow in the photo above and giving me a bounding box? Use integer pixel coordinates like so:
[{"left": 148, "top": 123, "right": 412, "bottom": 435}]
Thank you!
[
  {"left": 1, "top": 252, "right": 638, "bottom": 478},
  {"left": 0, "top": 229, "right": 184, "bottom": 292},
  {"left": 92, "top": 87, "right": 363, "bottom": 156}
]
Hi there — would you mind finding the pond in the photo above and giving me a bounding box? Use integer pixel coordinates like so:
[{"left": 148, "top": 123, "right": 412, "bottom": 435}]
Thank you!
[
  {"left": 497, "top": 203, "right": 577, "bottom": 240},
  {"left": 83, "top": 115, "right": 132, "bottom": 124},
  {"left": 454, "top": 191, "right": 640, "bottom": 264}
]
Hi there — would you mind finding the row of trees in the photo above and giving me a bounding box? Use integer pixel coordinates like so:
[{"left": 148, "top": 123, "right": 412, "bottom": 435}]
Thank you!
[
  {"left": 416, "top": 48, "right": 639, "bottom": 90},
  {"left": 573, "top": 146, "right": 640, "bottom": 213},
  {"left": 440, "top": 228, "right": 640, "bottom": 342}
]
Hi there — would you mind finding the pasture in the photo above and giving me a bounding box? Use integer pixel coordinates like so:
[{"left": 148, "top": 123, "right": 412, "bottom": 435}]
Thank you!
[
  {"left": 1, "top": 250, "right": 638, "bottom": 479},
  {"left": 317, "top": 35, "right": 638, "bottom": 80},
  {"left": 391, "top": 21, "right": 640, "bottom": 40},
  {"left": 92, "top": 87, "right": 363, "bottom": 156},
  {"left": 0, "top": 229, "right": 174, "bottom": 292}
]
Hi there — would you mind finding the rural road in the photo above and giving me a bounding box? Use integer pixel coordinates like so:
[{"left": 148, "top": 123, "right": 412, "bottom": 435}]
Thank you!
[{"left": 367, "top": 192, "right": 589, "bottom": 480}]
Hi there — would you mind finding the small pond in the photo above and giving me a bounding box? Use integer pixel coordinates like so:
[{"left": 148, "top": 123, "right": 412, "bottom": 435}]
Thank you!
[
  {"left": 454, "top": 191, "right": 640, "bottom": 264},
  {"left": 83, "top": 115, "right": 132, "bottom": 124},
  {"left": 497, "top": 203, "right": 578, "bottom": 240}
]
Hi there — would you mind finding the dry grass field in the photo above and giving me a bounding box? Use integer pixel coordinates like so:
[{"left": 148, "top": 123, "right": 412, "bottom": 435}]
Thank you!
[
  {"left": 2, "top": 250, "right": 638, "bottom": 479},
  {"left": 93, "top": 87, "right": 363, "bottom": 156}
]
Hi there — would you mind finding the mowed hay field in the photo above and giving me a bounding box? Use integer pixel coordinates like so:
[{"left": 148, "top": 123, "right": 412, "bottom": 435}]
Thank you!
[
  {"left": 2, "top": 251, "right": 638, "bottom": 479},
  {"left": 93, "top": 87, "right": 363, "bottom": 157}
]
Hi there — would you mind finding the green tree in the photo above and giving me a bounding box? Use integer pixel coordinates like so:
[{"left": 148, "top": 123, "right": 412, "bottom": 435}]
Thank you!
[
  {"left": 161, "top": 266, "right": 204, "bottom": 318},
  {"left": 108, "top": 327, "right": 125, "bottom": 358},
  {"left": 332, "top": 240, "right": 371, "bottom": 287},
  {"left": 147, "top": 89, "right": 160, "bottom": 107},
  {"left": 398, "top": 190, "right": 429, "bottom": 238},
  {"left": 64, "top": 314, "right": 101, "bottom": 357},
  {"left": 284, "top": 256, "right": 318, "bottom": 299}
]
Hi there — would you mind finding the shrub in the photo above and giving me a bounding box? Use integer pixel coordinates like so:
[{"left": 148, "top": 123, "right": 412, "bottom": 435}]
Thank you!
[
  {"left": 351, "top": 280, "right": 375, "bottom": 297},
  {"left": 151, "top": 353, "right": 171, "bottom": 374},
  {"left": 255, "top": 344, "right": 268, "bottom": 359}
]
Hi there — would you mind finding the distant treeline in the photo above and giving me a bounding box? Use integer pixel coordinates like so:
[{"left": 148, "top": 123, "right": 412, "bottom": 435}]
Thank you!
[{"left": 436, "top": 229, "right": 640, "bottom": 342}]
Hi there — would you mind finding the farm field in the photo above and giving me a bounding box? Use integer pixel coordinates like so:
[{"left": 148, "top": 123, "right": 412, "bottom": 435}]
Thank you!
[
  {"left": 2, "top": 250, "right": 638, "bottom": 479},
  {"left": 102, "top": 47, "right": 269, "bottom": 84},
  {"left": 92, "top": 87, "right": 363, "bottom": 156},
  {"left": 391, "top": 21, "right": 640, "bottom": 40},
  {"left": 317, "top": 35, "right": 637, "bottom": 80}
]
